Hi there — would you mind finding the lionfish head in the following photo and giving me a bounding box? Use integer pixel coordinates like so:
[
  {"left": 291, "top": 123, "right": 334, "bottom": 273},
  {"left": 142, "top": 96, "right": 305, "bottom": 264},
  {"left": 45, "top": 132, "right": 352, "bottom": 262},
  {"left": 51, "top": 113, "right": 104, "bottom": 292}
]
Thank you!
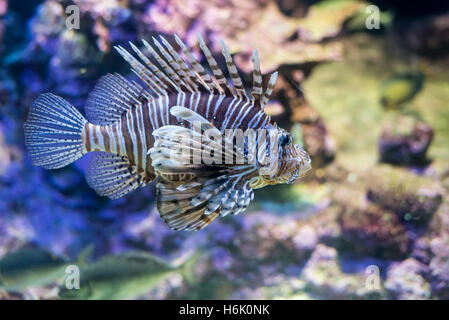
[{"left": 252, "top": 128, "right": 311, "bottom": 188}]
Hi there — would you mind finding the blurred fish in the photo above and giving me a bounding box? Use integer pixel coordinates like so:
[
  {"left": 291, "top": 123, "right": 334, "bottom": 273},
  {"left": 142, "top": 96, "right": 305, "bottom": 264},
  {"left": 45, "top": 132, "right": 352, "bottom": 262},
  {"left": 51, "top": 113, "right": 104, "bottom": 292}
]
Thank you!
[
  {"left": 24, "top": 34, "right": 311, "bottom": 231},
  {"left": 0, "top": 247, "right": 69, "bottom": 291},
  {"left": 380, "top": 72, "right": 425, "bottom": 110},
  {"left": 58, "top": 251, "right": 200, "bottom": 300}
]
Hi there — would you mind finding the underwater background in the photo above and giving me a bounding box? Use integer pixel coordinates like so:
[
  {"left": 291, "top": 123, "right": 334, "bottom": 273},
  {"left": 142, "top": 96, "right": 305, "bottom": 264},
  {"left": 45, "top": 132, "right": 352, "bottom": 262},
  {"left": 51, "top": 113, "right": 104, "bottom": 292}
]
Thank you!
[{"left": 1, "top": 0, "right": 449, "bottom": 299}]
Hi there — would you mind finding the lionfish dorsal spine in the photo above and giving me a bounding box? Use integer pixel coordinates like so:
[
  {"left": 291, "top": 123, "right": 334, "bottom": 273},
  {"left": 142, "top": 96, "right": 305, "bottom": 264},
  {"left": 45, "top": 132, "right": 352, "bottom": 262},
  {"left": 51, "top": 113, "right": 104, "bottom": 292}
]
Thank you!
[
  {"left": 196, "top": 33, "right": 230, "bottom": 95},
  {"left": 251, "top": 49, "right": 263, "bottom": 103},
  {"left": 173, "top": 34, "right": 215, "bottom": 93},
  {"left": 261, "top": 71, "right": 278, "bottom": 109},
  {"left": 130, "top": 41, "right": 180, "bottom": 93},
  {"left": 143, "top": 38, "right": 189, "bottom": 92},
  {"left": 116, "top": 34, "right": 279, "bottom": 111},
  {"left": 158, "top": 35, "right": 200, "bottom": 92},
  {"left": 220, "top": 39, "right": 249, "bottom": 101},
  {"left": 115, "top": 45, "right": 166, "bottom": 96}
]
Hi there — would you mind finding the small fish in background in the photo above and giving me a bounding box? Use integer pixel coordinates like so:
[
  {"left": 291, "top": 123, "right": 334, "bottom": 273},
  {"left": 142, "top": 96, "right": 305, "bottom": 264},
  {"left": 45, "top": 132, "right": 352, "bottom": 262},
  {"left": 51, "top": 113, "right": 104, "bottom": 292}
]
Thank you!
[
  {"left": 58, "top": 251, "right": 200, "bottom": 300},
  {"left": 24, "top": 34, "right": 311, "bottom": 231},
  {"left": 380, "top": 72, "right": 425, "bottom": 110},
  {"left": 0, "top": 247, "right": 69, "bottom": 292}
]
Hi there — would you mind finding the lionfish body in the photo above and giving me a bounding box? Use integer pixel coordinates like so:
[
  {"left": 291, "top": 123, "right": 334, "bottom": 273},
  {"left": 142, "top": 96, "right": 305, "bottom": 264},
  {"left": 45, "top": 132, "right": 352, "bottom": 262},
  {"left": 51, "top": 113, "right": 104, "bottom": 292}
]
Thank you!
[
  {"left": 24, "top": 34, "right": 311, "bottom": 231},
  {"left": 83, "top": 92, "right": 268, "bottom": 187}
]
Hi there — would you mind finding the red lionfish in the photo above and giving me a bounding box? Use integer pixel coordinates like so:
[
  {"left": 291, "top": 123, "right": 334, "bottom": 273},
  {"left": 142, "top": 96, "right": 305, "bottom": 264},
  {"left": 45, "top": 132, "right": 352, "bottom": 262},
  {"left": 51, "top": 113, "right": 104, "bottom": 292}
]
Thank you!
[{"left": 24, "top": 34, "right": 312, "bottom": 231}]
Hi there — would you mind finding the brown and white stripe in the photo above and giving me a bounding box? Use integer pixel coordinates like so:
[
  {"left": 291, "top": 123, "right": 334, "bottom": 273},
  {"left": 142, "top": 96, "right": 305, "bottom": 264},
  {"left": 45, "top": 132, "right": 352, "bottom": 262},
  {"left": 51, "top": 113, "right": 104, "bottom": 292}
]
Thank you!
[{"left": 82, "top": 89, "right": 272, "bottom": 177}]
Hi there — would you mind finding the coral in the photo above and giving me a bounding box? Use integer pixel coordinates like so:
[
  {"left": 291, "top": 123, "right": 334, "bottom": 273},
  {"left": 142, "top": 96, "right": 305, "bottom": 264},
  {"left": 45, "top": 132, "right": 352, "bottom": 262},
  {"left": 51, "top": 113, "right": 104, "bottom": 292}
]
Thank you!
[
  {"left": 28, "top": 1, "right": 66, "bottom": 52},
  {"left": 302, "top": 244, "right": 383, "bottom": 299},
  {"left": 137, "top": 272, "right": 185, "bottom": 300},
  {"left": 145, "top": 0, "right": 361, "bottom": 72},
  {"left": 26, "top": 1, "right": 105, "bottom": 99},
  {"left": 428, "top": 234, "right": 449, "bottom": 298},
  {"left": 49, "top": 30, "right": 100, "bottom": 95},
  {"left": 366, "top": 165, "right": 443, "bottom": 224},
  {"left": 336, "top": 186, "right": 411, "bottom": 259},
  {"left": 312, "top": 207, "right": 342, "bottom": 247},
  {"left": 72, "top": 0, "right": 135, "bottom": 52},
  {"left": 292, "top": 225, "right": 318, "bottom": 252},
  {"left": 393, "top": 12, "right": 449, "bottom": 55},
  {"left": 384, "top": 258, "right": 431, "bottom": 299},
  {"left": 379, "top": 115, "right": 433, "bottom": 166},
  {"left": 238, "top": 212, "right": 316, "bottom": 264}
]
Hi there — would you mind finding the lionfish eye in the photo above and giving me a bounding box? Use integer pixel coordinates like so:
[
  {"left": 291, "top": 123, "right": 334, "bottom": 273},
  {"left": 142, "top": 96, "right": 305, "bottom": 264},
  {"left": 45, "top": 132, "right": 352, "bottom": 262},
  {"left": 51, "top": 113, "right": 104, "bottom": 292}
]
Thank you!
[{"left": 280, "top": 134, "right": 291, "bottom": 147}]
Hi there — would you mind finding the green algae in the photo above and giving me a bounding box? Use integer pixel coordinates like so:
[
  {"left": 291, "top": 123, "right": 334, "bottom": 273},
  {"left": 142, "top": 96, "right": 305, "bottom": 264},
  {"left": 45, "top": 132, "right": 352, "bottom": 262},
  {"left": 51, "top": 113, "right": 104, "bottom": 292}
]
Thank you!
[
  {"left": 304, "top": 33, "right": 449, "bottom": 172},
  {"left": 366, "top": 165, "right": 443, "bottom": 223}
]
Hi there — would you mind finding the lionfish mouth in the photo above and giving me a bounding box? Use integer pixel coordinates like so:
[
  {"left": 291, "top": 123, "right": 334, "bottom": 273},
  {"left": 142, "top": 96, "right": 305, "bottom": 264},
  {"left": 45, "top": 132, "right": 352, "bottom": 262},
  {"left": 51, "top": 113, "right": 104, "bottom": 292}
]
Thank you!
[
  {"left": 290, "top": 161, "right": 312, "bottom": 182},
  {"left": 281, "top": 145, "right": 312, "bottom": 184},
  {"left": 274, "top": 155, "right": 312, "bottom": 184},
  {"left": 255, "top": 156, "right": 311, "bottom": 187},
  {"left": 285, "top": 161, "right": 311, "bottom": 184}
]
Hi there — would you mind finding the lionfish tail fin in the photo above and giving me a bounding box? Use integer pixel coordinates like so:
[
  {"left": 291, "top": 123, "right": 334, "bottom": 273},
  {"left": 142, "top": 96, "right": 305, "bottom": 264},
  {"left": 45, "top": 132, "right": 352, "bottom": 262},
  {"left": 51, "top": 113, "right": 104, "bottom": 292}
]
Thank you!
[{"left": 24, "top": 93, "right": 87, "bottom": 169}]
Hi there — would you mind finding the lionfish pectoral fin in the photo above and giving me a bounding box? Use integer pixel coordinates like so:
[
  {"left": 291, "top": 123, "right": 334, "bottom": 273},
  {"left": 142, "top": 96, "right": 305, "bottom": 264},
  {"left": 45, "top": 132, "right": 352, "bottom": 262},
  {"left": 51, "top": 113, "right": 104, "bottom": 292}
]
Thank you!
[
  {"left": 156, "top": 172, "right": 254, "bottom": 231},
  {"left": 149, "top": 107, "right": 257, "bottom": 231},
  {"left": 86, "top": 152, "right": 144, "bottom": 199},
  {"left": 156, "top": 178, "right": 219, "bottom": 231}
]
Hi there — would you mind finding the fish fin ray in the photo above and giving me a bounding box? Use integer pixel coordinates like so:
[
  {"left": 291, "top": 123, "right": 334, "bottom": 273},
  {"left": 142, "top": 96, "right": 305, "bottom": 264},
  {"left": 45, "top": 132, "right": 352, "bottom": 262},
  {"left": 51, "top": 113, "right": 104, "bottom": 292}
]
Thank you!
[
  {"left": 115, "top": 44, "right": 169, "bottom": 95},
  {"left": 24, "top": 93, "right": 87, "bottom": 169},
  {"left": 158, "top": 35, "right": 204, "bottom": 92},
  {"left": 117, "top": 34, "right": 269, "bottom": 100},
  {"left": 144, "top": 37, "right": 193, "bottom": 92},
  {"left": 197, "top": 34, "right": 233, "bottom": 95},
  {"left": 149, "top": 108, "right": 257, "bottom": 231},
  {"left": 156, "top": 173, "right": 253, "bottom": 231},
  {"left": 86, "top": 152, "right": 143, "bottom": 199},
  {"left": 156, "top": 179, "right": 218, "bottom": 231},
  {"left": 220, "top": 39, "right": 250, "bottom": 100},
  {"left": 85, "top": 73, "right": 150, "bottom": 125},
  {"left": 174, "top": 34, "right": 216, "bottom": 92},
  {"left": 261, "top": 72, "right": 278, "bottom": 110},
  {"left": 251, "top": 49, "right": 263, "bottom": 105}
]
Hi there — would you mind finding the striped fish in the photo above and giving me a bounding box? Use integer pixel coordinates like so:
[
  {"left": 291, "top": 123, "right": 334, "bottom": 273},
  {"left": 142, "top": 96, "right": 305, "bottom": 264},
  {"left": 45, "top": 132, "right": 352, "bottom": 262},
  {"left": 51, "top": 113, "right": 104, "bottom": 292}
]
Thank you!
[{"left": 23, "top": 34, "right": 311, "bottom": 231}]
